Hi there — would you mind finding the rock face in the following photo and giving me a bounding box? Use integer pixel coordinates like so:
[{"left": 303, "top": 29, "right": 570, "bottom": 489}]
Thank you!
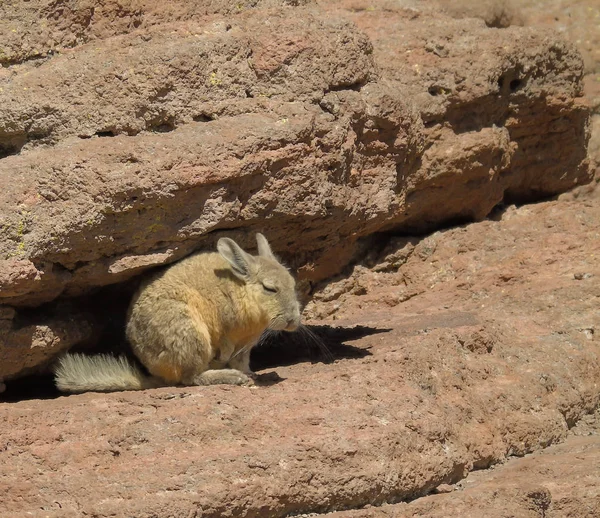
[
  {"left": 1, "top": 187, "right": 599, "bottom": 517},
  {"left": 521, "top": 0, "right": 600, "bottom": 192},
  {"left": 433, "top": 0, "right": 524, "bottom": 28},
  {"left": 0, "top": 1, "right": 599, "bottom": 514},
  {"left": 0, "top": 0, "right": 592, "bottom": 381},
  {"left": 427, "top": 0, "right": 600, "bottom": 190},
  {"left": 321, "top": 419, "right": 600, "bottom": 517}
]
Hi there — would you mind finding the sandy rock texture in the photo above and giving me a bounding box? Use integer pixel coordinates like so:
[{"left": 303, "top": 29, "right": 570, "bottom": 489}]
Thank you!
[
  {"left": 433, "top": 0, "right": 524, "bottom": 28},
  {"left": 1, "top": 0, "right": 599, "bottom": 515},
  {"left": 1, "top": 186, "right": 599, "bottom": 517},
  {"left": 318, "top": 411, "right": 600, "bottom": 517},
  {"left": 429, "top": 0, "right": 600, "bottom": 185},
  {"left": 521, "top": 0, "right": 600, "bottom": 189},
  {"left": 0, "top": 0, "right": 593, "bottom": 379}
]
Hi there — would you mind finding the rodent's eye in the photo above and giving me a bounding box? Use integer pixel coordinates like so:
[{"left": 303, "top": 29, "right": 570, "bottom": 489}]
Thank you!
[{"left": 262, "top": 283, "right": 278, "bottom": 293}]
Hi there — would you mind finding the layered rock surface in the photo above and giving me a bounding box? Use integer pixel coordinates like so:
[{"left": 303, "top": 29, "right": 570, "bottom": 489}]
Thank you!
[
  {"left": 1, "top": 186, "right": 599, "bottom": 517},
  {"left": 0, "top": 0, "right": 593, "bottom": 381},
  {"left": 319, "top": 412, "right": 600, "bottom": 517},
  {"left": 1, "top": 1, "right": 599, "bottom": 515}
]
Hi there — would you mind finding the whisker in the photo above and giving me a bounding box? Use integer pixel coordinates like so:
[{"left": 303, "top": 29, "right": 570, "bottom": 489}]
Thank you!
[
  {"left": 231, "top": 340, "right": 255, "bottom": 360},
  {"left": 298, "top": 324, "right": 334, "bottom": 362},
  {"left": 266, "top": 317, "right": 280, "bottom": 331},
  {"left": 251, "top": 328, "right": 278, "bottom": 356},
  {"left": 255, "top": 324, "right": 334, "bottom": 364}
]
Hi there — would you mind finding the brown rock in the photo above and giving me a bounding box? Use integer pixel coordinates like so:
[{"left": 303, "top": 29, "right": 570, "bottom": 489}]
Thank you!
[
  {"left": 0, "top": 8, "right": 374, "bottom": 149},
  {"left": 1, "top": 185, "right": 599, "bottom": 517},
  {"left": 433, "top": 0, "right": 525, "bottom": 28},
  {"left": 0, "top": 302, "right": 97, "bottom": 383},
  {"left": 0, "top": 1, "right": 591, "bottom": 317},
  {"left": 1, "top": 1, "right": 598, "bottom": 515},
  {"left": 0, "top": 90, "right": 419, "bottom": 302},
  {"left": 321, "top": 419, "right": 600, "bottom": 517},
  {"left": 326, "top": 1, "right": 591, "bottom": 209},
  {"left": 521, "top": 0, "right": 600, "bottom": 75},
  {"left": 0, "top": 0, "right": 314, "bottom": 67},
  {"left": 519, "top": 0, "right": 600, "bottom": 198}
]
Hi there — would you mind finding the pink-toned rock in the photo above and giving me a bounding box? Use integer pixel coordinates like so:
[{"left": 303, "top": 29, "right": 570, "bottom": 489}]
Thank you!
[
  {"left": 519, "top": 0, "right": 600, "bottom": 195},
  {"left": 0, "top": 1, "right": 591, "bottom": 319},
  {"left": 1, "top": 183, "right": 599, "bottom": 517},
  {"left": 0, "top": 8, "right": 374, "bottom": 148},
  {"left": 324, "top": 0, "right": 591, "bottom": 206},
  {"left": 0, "top": 302, "right": 96, "bottom": 383},
  {"left": 1, "top": 1, "right": 599, "bottom": 516},
  {"left": 0, "top": 0, "right": 313, "bottom": 67},
  {"left": 321, "top": 418, "right": 600, "bottom": 517}
]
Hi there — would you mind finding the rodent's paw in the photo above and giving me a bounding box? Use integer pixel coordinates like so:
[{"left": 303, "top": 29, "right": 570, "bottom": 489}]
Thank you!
[
  {"left": 230, "top": 371, "right": 253, "bottom": 386},
  {"left": 190, "top": 369, "right": 253, "bottom": 386},
  {"left": 218, "top": 370, "right": 251, "bottom": 386}
]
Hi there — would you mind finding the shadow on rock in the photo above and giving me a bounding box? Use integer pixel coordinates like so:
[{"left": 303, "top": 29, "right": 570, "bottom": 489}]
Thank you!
[
  {"left": 1, "top": 373, "right": 60, "bottom": 403},
  {"left": 251, "top": 324, "right": 388, "bottom": 371},
  {"left": 1, "top": 325, "right": 388, "bottom": 402}
]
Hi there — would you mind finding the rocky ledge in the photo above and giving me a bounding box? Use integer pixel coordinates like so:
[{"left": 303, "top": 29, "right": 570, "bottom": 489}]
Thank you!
[
  {"left": 0, "top": 1, "right": 598, "bottom": 516},
  {"left": 0, "top": 0, "right": 592, "bottom": 381},
  {"left": 1, "top": 186, "right": 599, "bottom": 517}
]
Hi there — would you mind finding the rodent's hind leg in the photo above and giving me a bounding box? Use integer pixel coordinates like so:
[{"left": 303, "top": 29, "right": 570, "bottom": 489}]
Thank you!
[
  {"left": 130, "top": 298, "right": 214, "bottom": 385},
  {"left": 185, "top": 369, "right": 252, "bottom": 386},
  {"left": 227, "top": 348, "right": 255, "bottom": 378}
]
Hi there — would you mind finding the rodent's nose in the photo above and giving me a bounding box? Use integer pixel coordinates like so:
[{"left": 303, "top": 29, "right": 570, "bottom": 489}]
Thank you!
[{"left": 286, "top": 315, "right": 301, "bottom": 331}]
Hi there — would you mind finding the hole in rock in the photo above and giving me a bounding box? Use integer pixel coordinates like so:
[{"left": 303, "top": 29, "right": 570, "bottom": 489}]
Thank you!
[
  {"left": 497, "top": 74, "right": 525, "bottom": 94},
  {"left": 193, "top": 114, "right": 215, "bottom": 123},
  {"left": 153, "top": 122, "right": 175, "bottom": 133},
  {"left": 325, "top": 79, "right": 367, "bottom": 94},
  {"left": 427, "top": 85, "right": 447, "bottom": 97},
  {"left": 2, "top": 373, "right": 61, "bottom": 402},
  {"left": 192, "top": 113, "right": 216, "bottom": 122},
  {"left": 0, "top": 144, "right": 20, "bottom": 159},
  {"left": 95, "top": 130, "right": 115, "bottom": 137},
  {"left": 509, "top": 79, "right": 522, "bottom": 92},
  {"left": 487, "top": 200, "right": 510, "bottom": 221}
]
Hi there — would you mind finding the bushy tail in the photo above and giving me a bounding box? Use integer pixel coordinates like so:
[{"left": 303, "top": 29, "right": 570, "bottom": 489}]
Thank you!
[{"left": 54, "top": 353, "right": 164, "bottom": 393}]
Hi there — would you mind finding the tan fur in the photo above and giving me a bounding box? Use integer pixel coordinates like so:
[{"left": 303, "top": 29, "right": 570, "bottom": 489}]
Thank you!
[{"left": 54, "top": 234, "right": 301, "bottom": 392}]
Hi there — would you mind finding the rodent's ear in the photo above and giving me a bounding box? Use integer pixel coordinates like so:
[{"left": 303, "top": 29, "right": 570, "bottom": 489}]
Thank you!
[
  {"left": 256, "top": 233, "right": 275, "bottom": 259},
  {"left": 217, "top": 237, "right": 254, "bottom": 280}
]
